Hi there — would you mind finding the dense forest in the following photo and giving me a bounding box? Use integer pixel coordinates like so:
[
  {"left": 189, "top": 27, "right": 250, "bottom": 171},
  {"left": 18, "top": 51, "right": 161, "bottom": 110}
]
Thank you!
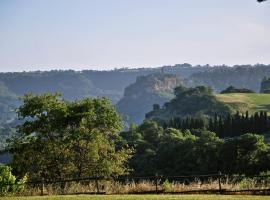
[
  {"left": 164, "top": 111, "right": 269, "bottom": 138},
  {"left": 121, "top": 121, "right": 270, "bottom": 176}
]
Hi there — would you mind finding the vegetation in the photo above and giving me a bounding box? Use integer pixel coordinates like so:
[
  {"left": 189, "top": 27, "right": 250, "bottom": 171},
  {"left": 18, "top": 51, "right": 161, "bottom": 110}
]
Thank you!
[
  {"left": 0, "top": 165, "right": 26, "bottom": 196},
  {"left": 121, "top": 120, "right": 270, "bottom": 176},
  {"left": 0, "top": 64, "right": 210, "bottom": 139},
  {"left": 216, "top": 93, "right": 270, "bottom": 114},
  {"left": 2, "top": 195, "right": 270, "bottom": 200},
  {"left": 260, "top": 77, "right": 270, "bottom": 93},
  {"left": 220, "top": 86, "right": 254, "bottom": 94},
  {"left": 165, "top": 111, "right": 269, "bottom": 137},
  {"left": 146, "top": 86, "right": 231, "bottom": 122},
  {"left": 7, "top": 93, "right": 131, "bottom": 182},
  {"left": 3, "top": 65, "right": 270, "bottom": 196},
  {"left": 191, "top": 64, "right": 270, "bottom": 93}
]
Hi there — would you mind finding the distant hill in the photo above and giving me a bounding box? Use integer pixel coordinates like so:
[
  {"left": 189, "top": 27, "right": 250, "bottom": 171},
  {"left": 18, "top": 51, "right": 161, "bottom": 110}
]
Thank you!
[
  {"left": 146, "top": 86, "right": 232, "bottom": 122},
  {"left": 0, "top": 82, "right": 19, "bottom": 124},
  {"left": 146, "top": 89, "right": 270, "bottom": 124},
  {"left": 0, "top": 64, "right": 211, "bottom": 102},
  {"left": 216, "top": 93, "right": 270, "bottom": 114},
  {"left": 191, "top": 65, "right": 270, "bottom": 92},
  {"left": 1, "top": 64, "right": 270, "bottom": 126},
  {"left": 116, "top": 73, "right": 184, "bottom": 124}
]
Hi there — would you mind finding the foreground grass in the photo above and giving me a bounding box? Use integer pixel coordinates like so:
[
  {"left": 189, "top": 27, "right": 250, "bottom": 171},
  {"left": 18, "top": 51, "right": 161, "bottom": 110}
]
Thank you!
[
  {"left": 2, "top": 195, "right": 270, "bottom": 200},
  {"left": 216, "top": 93, "right": 270, "bottom": 114}
]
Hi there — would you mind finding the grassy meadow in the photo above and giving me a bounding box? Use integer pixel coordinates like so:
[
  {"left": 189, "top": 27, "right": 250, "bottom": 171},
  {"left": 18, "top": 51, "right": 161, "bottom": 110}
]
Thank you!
[
  {"left": 216, "top": 93, "right": 270, "bottom": 114},
  {"left": 2, "top": 195, "right": 270, "bottom": 200}
]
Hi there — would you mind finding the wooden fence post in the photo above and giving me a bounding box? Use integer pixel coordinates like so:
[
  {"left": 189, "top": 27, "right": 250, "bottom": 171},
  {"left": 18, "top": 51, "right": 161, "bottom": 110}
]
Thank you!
[
  {"left": 218, "top": 171, "right": 222, "bottom": 194},
  {"left": 95, "top": 178, "right": 100, "bottom": 193},
  {"left": 41, "top": 178, "right": 45, "bottom": 196},
  {"left": 155, "top": 174, "right": 158, "bottom": 193}
]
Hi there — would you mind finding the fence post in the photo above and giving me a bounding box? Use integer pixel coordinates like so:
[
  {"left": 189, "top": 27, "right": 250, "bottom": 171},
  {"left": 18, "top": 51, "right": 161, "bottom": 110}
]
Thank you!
[
  {"left": 218, "top": 171, "right": 222, "bottom": 194},
  {"left": 155, "top": 174, "right": 158, "bottom": 193},
  {"left": 95, "top": 178, "right": 100, "bottom": 193},
  {"left": 41, "top": 177, "right": 45, "bottom": 196}
]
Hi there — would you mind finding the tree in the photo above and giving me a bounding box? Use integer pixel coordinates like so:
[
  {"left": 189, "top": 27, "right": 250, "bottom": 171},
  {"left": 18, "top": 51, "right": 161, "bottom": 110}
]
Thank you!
[{"left": 8, "top": 93, "right": 132, "bottom": 181}]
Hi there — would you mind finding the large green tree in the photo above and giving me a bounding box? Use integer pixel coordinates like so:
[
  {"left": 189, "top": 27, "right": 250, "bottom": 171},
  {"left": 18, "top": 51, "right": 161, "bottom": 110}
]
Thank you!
[{"left": 8, "top": 93, "right": 131, "bottom": 181}]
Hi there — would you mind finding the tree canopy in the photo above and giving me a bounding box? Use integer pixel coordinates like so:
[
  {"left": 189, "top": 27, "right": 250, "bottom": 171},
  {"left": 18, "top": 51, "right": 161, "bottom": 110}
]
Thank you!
[
  {"left": 8, "top": 93, "right": 131, "bottom": 181},
  {"left": 121, "top": 120, "right": 270, "bottom": 176}
]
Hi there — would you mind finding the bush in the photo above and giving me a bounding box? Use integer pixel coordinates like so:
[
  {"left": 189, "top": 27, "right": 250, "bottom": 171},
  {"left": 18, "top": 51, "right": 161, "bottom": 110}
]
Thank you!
[
  {"left": 239, "top": 177, "right": 255, "bottom": 189},
  {"left": 0, "top": 164, "right": 27, "bottom": 196},
  {"left": 162, "top": 179, "right": 172, "bottom": 192}
]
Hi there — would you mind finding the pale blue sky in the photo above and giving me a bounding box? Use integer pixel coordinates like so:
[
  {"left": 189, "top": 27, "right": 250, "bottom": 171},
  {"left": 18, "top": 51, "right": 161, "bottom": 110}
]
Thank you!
[{"left": 0, "top": 0, "right": 269, "bottom": 72}]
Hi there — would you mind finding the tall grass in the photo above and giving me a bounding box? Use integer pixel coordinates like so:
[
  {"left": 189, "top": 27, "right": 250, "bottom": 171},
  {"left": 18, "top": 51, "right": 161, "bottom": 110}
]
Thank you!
[{"left": 18, "top": 177, "right": 270, "bottom": 196}]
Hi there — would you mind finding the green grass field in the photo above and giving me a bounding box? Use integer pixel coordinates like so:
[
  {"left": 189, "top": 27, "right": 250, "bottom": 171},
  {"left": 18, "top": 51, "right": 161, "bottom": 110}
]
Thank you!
[
  {"left": 2, "top": 195, "right": 270, "bottom": 200},
  {"left": 216, "top": 93, "right": 270, "bottom": 114}
]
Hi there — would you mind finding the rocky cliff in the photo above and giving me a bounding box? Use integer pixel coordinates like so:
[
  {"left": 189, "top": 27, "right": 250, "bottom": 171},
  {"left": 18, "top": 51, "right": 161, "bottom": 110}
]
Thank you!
[{"left": 116, "top": 73, "right": 184, "bottom": 124}]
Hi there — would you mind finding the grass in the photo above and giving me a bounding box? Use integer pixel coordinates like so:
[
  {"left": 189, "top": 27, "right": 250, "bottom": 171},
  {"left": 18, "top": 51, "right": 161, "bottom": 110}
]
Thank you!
[
  {"left": 20, "top": 178, "right": 268, "bottom": 196},
  {"left": 2, "top": 195, "right": 270, "bottom": 200},
  {"left": 216, "top": 93, "right": 270, "bottom": 114}
]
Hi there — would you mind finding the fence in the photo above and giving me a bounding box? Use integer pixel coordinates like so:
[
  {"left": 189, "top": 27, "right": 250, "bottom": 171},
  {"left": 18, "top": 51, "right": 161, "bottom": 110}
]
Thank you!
[{"left": 20, "top": 172, "right": 270, "bottom": 196}]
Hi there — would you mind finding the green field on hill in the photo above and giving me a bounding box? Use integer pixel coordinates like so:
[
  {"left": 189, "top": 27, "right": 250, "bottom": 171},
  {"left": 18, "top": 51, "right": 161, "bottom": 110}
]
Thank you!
[
  {"left": 2, "top": 195, "right": 270, "bottom": 200},
  {"left": 216, "top": 93, "right": 270, "bottom": 114}
]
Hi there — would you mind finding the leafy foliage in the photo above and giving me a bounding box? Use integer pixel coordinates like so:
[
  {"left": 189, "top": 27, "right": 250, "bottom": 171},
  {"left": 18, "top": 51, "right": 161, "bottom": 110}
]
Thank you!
[
  {"left": 8, "top": 93, "right": 132, "bottom": 181},
  {"left": 121, "top": 121, "right": 270, "bottom": 176},
  {"left": 0, "top": 164, "right": 27, "bottom": 196}
]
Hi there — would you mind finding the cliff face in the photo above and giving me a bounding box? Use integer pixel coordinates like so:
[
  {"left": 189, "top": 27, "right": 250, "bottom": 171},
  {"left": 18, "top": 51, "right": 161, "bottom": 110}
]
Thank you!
[{"left": 116, "top": 73, "right": 184, "bottom": 124}]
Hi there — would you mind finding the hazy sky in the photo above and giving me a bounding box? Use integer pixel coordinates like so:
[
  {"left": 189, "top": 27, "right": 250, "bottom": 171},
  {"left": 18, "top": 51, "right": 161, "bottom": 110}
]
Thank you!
[{"left": 0, "top": 0, "right": 269, "bottom": 72}]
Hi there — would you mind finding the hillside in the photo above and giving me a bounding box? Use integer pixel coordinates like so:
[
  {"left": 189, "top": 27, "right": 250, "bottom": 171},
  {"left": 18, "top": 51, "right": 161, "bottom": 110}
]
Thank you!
[
  {"left": 116, "top": 73, "right": 184, "bottom": 124},
  {"left": 216, "top": 93, "right": 270, "bottom": 114},
  {"left": 1, "top": 64, "right": 270, "bottom": 127},
  {"left": 146, "top": 86, "right": 232, "bottom": 122},
  {"left": 191, "top": 65, "right": 270, "bottom": 92}
]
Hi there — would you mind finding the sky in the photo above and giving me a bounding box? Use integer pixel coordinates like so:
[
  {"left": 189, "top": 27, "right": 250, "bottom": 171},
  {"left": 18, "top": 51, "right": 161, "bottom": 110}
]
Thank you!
[{"left": 0, "top": 0, "right": 269, "bottom": 72}]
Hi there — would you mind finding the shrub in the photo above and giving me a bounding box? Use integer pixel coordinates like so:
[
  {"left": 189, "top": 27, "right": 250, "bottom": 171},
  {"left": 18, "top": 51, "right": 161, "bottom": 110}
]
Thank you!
[
  {"left": 239, "top": 177, "right": 255, "bottom": 189},
  {"left": 162, "top": 179, "right": 172, "bottom": 192},
  {"left": 0, "top": 164, "right": 27, "bottom": 196}
]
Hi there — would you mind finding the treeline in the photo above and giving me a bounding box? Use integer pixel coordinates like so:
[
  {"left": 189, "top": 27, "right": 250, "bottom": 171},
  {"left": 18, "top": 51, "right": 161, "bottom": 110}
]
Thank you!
[
  {"left": 220, "top": 86, "right": 255, "bottom": 94},
  {"left": 164, "top": 111, "right": 269, "bottom": 138},
  {"left": 4, "top": 93, "right": 270, "bottom": 183},
  {"left": 191, "top": 64, "right": 270, "bottom": 92},
  {"left": 121, "top": 120, "right": 270, "bottom": 176}
]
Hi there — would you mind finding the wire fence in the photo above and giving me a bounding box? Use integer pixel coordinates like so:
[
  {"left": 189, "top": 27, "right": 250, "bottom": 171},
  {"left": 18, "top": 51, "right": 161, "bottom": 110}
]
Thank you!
[{"left": 17, "top": 172, "right": 270, "bottom": 196}]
